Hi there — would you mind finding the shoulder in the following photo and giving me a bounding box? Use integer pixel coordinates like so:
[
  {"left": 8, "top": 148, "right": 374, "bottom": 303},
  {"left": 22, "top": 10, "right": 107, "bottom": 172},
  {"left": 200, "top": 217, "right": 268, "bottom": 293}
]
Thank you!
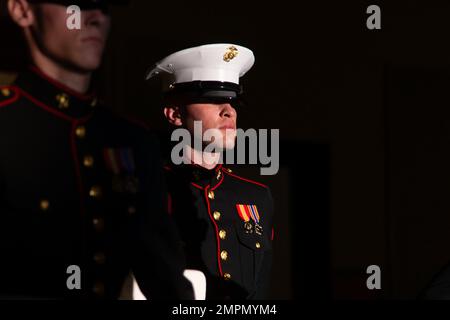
[
  {"left": 221, "top": 166, "right": 273, "bottom": 203},
  {"left": 92, "top": 109, "right": 162, "bottom": 163},
  {"left": 0, "top": 85, "right": 20, "bottom": 109},
  {"left": 95, "top": 108, "right": 150, "bottom": 132},
  {"left": 94, "top": 108, "right": 159, "bottom": 142},
  {"left": 223, "top": 167, "right": 275, "bottom": 227},
  {"left": 221, "top": 166, "right": 270, "bottom": 189}
]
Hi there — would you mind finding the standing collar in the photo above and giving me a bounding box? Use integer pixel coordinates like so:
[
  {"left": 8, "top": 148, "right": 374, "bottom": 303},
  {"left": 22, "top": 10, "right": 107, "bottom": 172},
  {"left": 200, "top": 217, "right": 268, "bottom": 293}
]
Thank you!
[
  {"left": 166, "top": 163, "right": 224, "bottom": 189},
  {"left": 14, "top": 66, "right": 99, "bottom": 119}
]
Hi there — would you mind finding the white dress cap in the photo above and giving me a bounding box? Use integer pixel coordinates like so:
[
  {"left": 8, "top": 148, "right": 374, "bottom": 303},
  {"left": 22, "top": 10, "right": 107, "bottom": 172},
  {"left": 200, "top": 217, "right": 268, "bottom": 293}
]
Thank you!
[{"left": 146, "top": 43, "right": 255, "bottom": 91}]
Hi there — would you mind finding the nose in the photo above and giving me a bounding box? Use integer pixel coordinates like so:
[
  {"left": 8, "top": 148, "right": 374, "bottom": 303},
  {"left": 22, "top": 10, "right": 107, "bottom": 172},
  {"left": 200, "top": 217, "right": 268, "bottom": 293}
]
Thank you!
[
  {"left": 84, "top": 9, "right": 109, "bottom": 28},
  {"left": 220, "top": 103, "right": 237, "bottom": 119}
]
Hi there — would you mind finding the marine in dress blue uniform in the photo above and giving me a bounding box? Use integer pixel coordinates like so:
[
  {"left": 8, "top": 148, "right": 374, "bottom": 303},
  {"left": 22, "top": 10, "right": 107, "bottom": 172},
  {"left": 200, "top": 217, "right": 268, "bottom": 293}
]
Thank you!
[
  {"left": 147, "top": 44, "right": 275, "bottom": 299},
  {"left": 0, "top": 64, "right": 193, "bottom": 299}
]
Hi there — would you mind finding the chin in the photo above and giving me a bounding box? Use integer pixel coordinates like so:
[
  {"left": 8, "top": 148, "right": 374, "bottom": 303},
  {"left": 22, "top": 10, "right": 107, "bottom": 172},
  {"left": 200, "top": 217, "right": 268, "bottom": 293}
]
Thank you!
[
  {"left": 223, "top": 139, "right": 236, "bottom": 150},
  {"left": 75, "top": 50, "right": 104, "bottom": 71},
  {"left": 76, "top": 59, "right": 102, "bottom": 72}
]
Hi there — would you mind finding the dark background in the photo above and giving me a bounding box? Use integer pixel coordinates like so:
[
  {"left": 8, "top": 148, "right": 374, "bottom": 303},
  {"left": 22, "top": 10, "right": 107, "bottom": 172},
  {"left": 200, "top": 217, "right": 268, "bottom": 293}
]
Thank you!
[{"left": 2, "top": 0, "right": 450, "bottom": 299}]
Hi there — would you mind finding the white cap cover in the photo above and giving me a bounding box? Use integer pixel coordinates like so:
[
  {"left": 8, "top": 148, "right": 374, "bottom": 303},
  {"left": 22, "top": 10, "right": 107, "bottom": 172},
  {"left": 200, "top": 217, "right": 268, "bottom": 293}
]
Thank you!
[{"left": 146, "top": 43, "right": 255, "bottom": 92}]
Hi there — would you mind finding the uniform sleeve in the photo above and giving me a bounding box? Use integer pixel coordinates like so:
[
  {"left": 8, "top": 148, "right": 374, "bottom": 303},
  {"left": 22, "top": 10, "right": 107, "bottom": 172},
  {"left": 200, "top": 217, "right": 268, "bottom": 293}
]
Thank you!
[
  {"left": 253, "top": 187, "right": 274, "bottom": 299},
  {"left": 129, "top": 131, "right": 194, "bottom": 300}
]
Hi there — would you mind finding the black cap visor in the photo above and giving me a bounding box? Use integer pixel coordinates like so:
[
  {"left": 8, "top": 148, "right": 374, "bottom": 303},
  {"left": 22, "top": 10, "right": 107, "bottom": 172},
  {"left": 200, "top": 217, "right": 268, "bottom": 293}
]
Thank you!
[
  {"left": 27, "top": 0, "right": 128, "bottom": 11},
  {"left": 163, "top": 81, "right": 246, "bottom": 107}
]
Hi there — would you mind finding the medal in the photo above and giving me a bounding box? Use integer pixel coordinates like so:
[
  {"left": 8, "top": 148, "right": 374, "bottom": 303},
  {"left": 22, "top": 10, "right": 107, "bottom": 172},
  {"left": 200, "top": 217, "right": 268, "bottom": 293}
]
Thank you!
[
  {"left": 236, "top": 204, "right": 263, "bottom": 235},
  {"left": 248, "top": 204, "right": 263, "bottom": 236},
  {"left": 236, "top": 204, "right": 253, "bottom": 234},
  {"left": 104, "top": 147, "right": 139, "bottom": 194},
  {"left": 255, "top": 223, "right": 263, "bottom": 236},
  {"left": 244, "top": 221, "right": 253, "bottom": 234}
]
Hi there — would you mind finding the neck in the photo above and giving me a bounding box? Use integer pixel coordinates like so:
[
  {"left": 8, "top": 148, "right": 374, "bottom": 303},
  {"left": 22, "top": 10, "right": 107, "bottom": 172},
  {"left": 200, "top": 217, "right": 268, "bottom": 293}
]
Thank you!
[
  {"left": 30, "top": 49, "right": 92, "bottom": 94},
  {"left": 184, "top": 146, "right": 220, "bottom": 170}
]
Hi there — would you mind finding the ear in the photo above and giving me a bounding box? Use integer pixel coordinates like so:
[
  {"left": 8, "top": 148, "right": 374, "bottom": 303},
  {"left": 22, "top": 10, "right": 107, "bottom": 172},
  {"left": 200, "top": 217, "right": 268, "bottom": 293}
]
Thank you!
[
  {"left": 8, "top": 0, "right": 35, "bottom": 28},
  {"left": 164, "top": 106, "right": 183, "bottom": 126}
]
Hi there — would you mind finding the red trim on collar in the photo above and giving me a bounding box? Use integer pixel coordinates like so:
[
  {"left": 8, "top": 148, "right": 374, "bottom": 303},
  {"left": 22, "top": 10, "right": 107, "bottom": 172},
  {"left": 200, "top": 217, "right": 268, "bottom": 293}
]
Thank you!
[
  {"left": 19, "top": 87, "right": 92, "bottom": 122},
  {"left": 211, "top": 171, "right": 225, "bottom": 191},
  {"left": 30, "top": 65, "right": 95, "bottom": 101},
  {"left": 19, "top": 88, "right": 73, "bottom": 122},
  {"left": 165, "top": 164, "right": 224, "bottom": 191},
  {"left": 0, "top": 86, "right": 20, "bottom": 108},
  {"left": 191, "top": 182, "right": 205, "bottom": 190},
  {"left": 204, "top": 186, "right": 223, "bottom": 277},
  {"left": 163, "top": 164, "right": 206, "bottom": 190},
  {"left": 222, "top": 169, "right": 268, "bottom": 188},
  {"left": 190, "top": 171, "right": 224, "bottom": 191}
]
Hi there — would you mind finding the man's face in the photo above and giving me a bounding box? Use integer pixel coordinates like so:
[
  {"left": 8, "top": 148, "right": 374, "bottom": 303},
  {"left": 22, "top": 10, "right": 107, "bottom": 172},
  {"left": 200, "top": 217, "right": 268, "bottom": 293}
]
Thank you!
[
  {"left": 182, "top": 103, "right": 238, "bottom": 150},
  {"left": 32, "top": 3, "right": 110, "bottom": 72}
]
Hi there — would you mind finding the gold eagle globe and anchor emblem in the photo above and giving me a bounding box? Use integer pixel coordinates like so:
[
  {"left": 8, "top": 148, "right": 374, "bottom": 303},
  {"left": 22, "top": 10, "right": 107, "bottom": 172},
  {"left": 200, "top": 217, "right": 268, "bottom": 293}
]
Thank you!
[
  {"left": 223, "top": 46, "right": 239, "bottom": 62},
  {"left": 56, "top": 93, "right": 69, "bottom": 109}
]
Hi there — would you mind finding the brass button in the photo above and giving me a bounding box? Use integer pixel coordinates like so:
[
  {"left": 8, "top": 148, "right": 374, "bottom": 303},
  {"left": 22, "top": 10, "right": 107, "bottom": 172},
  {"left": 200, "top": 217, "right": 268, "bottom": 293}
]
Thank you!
[
  {"left": 220, "top": 250, "right": 228, "bottom": 261},
  {"left": 39, "top": 199, "right": 50, "bottom": 211},
  {"left": 93, "top": 218, "right": 104, "bottom": 232},
  {"left": 256, "top": 242, "right": 261, "bottom": 249},
  {"left": 89, "top": 185, "right": 102, "bottom": 198},
  {"left": 75, "top": 125, "right": 86, "bottom": 139},
  {"left": 216, "top": 170, "right": 222, "bottom": 180},
  {"left": 226, "top": 168, "right": 233, "bottom": 173},
  {"left": 223, "top": 273, "right": 231, "bottom": 280},
  {"left": 128, "top": 206, "right": 136, "bottom": 215},
  {"left": 90, "top": 98, "right": 97, "bottom": 107},
  {"left": 56, "top": 93, "right": 69, "bottom": 109},
  {"left": 213, "top": 211, "right": 221, "bottom": 221},
  {"left": 83, "top": 155, "right": 94, "bottom": 168},
  {"left": 92, "top": 281, "right": 105, "bottom": 296},
  {"left": 93, "top": 252, "right": 106, "bottom": 265},
  {"left": 1, "top": 88, "right": 11, "bottom": 97},
  {"left": 208, "top": 190, "right": 215, "bottom": 200},
  {"left": 219, "top": 230, "right": 227, "bottom": 240}
]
